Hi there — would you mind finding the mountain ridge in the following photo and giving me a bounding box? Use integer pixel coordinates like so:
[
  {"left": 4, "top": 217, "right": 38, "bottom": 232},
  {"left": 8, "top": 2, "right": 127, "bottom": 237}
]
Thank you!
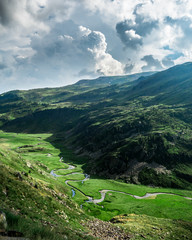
[{"left": 1, "top": 62, "right": 192, "bottom": 189}]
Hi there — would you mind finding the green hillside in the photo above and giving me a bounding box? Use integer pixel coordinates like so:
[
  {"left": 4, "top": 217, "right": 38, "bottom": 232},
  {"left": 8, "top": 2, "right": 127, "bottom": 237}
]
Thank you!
[
  {"left": 124, "top": 62, "right": 192, "bottom": 104},
  {"left": 0, "top": 131, "right": 192, "bottom": 239},
  {"left": 0, "top": 63, "right": 192, "bottom": 239},
  {"left": 0, "top": 133, "right": 94, "bottom": 239},
  {"left": 1, "top": 63, "right": 192, "bottom": 190}
]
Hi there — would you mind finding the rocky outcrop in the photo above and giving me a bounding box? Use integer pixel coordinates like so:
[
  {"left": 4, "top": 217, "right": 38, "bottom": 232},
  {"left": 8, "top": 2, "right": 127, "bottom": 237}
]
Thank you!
[
  {"left": 0, "top": 212, "right": 7, "bottom": 232},
  {"left": 83, "top": 219, "right": 130, "bottom": 240}
]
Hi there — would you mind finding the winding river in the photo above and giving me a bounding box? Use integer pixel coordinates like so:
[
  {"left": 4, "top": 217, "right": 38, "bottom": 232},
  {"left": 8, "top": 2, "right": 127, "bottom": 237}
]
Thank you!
[{"left": 50, "top": 158, "right": 192, "bottom": 205}]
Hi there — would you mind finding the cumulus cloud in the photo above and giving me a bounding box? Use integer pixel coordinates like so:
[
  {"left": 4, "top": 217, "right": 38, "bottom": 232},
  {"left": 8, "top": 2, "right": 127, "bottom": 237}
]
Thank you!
[
  {"left": 162, "top": 57, "right": 175, "bottom": 68},
  {"left": 116, "top": 4, "right": 159, "bottom": 49},
  {"left": 20, "top": 22, "right": 123, "bottom": 87},
  {"left": 165, "top": 16, "right": 192, "bottom": 53},
  {"left": 115, "top": 0, "right": 192, "bottom": 72},
  {"left": 0, "top": 0, "right": 192, "bottom": 92},
  {"left": 0, "top": 0, "right": 17, "bottom": 25},
  {"left": 85, "top": 28, "right": 124, "bottom": 75},
  {"left": 124, "top": 63, "right": 134, "bottom": 73},
  {"left": 141, "top": 55, "right": 163, "bottom": 71},
  {"left": 116, "top": 21, "right": 143, "bottom": 49},
  {"left": 82, "top": 0, "right": 137, "bottom": 26}
]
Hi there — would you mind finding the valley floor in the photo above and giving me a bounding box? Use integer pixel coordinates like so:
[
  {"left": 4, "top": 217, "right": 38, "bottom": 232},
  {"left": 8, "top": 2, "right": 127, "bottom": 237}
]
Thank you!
[{"left": 0, "top": 131, "right": 192, "bottom": 239}]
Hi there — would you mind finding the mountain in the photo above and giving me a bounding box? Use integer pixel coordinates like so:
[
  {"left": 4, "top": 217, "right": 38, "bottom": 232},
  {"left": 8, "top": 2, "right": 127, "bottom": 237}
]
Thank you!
[
  {"left": 0, "top": 71, "right": 154, "bottom": 104},
  {"left": 75, "top": 71, "right": 156, "bottom": 88},
  {"left": 1, "top": 63, "right": 192, "bottom": 189},
  {"left": 125, "top": 62, "right": 192, "bottom": 104}
]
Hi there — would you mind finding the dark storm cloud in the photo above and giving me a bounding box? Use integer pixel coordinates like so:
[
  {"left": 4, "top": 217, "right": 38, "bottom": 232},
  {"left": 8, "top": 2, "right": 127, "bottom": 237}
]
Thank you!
[
  {"left": 116, "top": 20, "right": 142, "bottom": 49},
  {"left": 79, "top": 31, "right": 103, "bottom": 51},
  {"left": 28, "top": 20, "right": 123, "bottom": 81},
  {"left": 0, "top": 0, "right": 17, "bottom": 25},
  {"left": 116, "top": 4, "right": 158, "bottom": 49},
  {"left": 141, "top": 55, "right": 163, "bottom": 71},
  {"left": 162, "top": 50, "right": 184, "bottom": 68},
  {"left": 124, "top": 63, "right": 134, "bottom": 73},
  {"left": 31, "top": 18, "right": 123, "bottom": 73},
  {"left": 31, "top": 21, "right": 94, "bottom": 65},
  {"left": 116, "top": 18, "right": 158, "bottom": 49},
  {"left": 134, "top": 15, "right": 158, "bottom": 37},
  {"left": 0, "top": 63, "right": 7, "bottom": 69},
  {"left": 162, "top": 57, "right": 174, "bottom": 68},
  {"left": 1, "top": 0, "right": 192, "bottom": 93},
  {"left": 132, "top": 3, "right": 155, "bottom": 37}
]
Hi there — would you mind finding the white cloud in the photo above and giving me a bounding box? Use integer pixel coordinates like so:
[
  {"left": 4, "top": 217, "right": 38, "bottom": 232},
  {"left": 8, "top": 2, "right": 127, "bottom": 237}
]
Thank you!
[
  {"left": 0, "top": 0, "right": 192, "bottom": 92},
  {"left": 58, "top": 34, "right": 73, "bottom": 41},
  {"left": 125, "top": 30, "right": 141, "bottom": 40},
  {"left": 79, "top": 25, "right": 92, "bottom": 36},
  {"left": 112, "top": 0, "right": 192, "bottom": 72},
  {"left": 87, "top": 29, "right": 124, "bottom": 75},
  {"left": 82, "top": 0, "right": 140, "bottom": 26}
]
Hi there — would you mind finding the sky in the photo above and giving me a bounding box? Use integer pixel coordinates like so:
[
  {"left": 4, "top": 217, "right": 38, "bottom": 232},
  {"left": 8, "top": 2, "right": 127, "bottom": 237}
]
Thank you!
[{"left": 0, "top": 0, "right": 192, "bottom": 93}]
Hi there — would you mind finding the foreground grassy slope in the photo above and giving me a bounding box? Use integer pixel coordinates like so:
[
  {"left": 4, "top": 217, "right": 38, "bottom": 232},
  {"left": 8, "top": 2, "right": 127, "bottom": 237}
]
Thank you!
[
  {"left": 112, "top": 214, "right": 192, "bottom": 240},
  {"left": 0, "top": 132, "right": 96, "bottom": 240},
  {"left": 0, "top": 131, "right": 192, "bottom": 240}
]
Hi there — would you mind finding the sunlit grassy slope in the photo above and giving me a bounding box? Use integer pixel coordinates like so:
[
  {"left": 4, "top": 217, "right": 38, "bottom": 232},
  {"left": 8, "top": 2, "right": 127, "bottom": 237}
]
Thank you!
[
  {"left": 0, "top": 131, "right": 192, "bottom": 239},
  {"left": 0, "top": 131, "right": 96, "bottom": 240}
]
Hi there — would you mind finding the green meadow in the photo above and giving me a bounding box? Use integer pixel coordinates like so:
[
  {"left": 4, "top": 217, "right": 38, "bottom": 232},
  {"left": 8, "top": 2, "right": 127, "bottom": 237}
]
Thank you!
[
  {"left": 0, "top": 131, "right": 95, "bottom": 239},
  {"left": 0, "top": 131, "right": 192, "bottom": 239},
  {"left": 69, "top": 178, "right": 192, "bottom": 199}
]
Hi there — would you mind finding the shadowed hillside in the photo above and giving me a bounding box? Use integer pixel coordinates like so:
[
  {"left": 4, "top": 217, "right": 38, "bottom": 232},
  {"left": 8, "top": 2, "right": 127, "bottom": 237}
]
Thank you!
[{"left": 1, "top": 63, "right": 192, "bottom": 189}]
